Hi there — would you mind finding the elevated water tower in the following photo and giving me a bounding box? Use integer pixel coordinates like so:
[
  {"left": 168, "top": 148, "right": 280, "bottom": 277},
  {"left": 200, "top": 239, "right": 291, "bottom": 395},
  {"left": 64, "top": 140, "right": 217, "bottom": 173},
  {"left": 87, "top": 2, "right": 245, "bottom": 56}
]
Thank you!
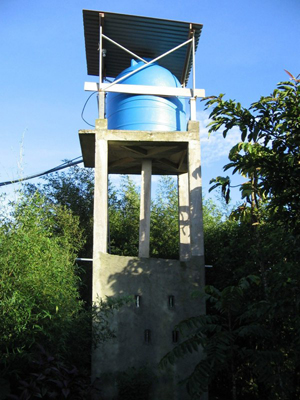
[{"left": 79, "top": 10, "right": 206, "bottom": 400}]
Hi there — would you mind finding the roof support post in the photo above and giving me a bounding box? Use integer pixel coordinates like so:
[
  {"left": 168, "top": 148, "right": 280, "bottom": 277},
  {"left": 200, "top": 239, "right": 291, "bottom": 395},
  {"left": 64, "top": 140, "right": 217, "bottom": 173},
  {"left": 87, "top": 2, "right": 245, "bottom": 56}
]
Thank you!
[
  {"left": 192, "top": 32, "right": 196, "bottom": 97},
  {"left": 190, "top": 32, "right": 197, "bottom": 120},
  {"left": 98, "top": 13, "right": 105, "bottom": 118}
]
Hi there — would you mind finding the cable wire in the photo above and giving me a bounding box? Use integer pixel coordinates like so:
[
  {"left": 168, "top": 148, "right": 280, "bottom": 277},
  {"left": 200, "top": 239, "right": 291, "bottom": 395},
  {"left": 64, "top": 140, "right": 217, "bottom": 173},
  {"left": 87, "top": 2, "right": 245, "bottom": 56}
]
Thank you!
[
  {"left": 0, "top": 157, "right": 83, "bottom": 187},
  {"left": 81, "top": 91, "right": 97, "bottom": 127},
  {"left": 2, "top": 86, "right": 102, "bottom": 187},
  {"left": 81, "top": 77, "right": 112, "bottom": 126}
]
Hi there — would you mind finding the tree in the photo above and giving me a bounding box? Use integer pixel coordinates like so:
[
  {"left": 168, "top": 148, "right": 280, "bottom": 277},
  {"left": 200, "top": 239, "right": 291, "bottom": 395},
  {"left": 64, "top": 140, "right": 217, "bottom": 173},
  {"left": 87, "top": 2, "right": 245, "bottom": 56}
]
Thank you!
[
  {"left": 0, "top": 191, "right": 84, "bottom": 375},
  {"left": 0, "top": 190, "right": 131, "bottom": 398},
  {"left": 109, "top": 175, "right": 180, "bottom": 259},
  {"left": 29, "top": 167, "right": 228, "bottom": 263},
  {"left": 160, "top": 75, "right": 300, "bottom": 400},
  {"left": 28, "top": 170, "right": 180, "bottom": 259},
  {"left": 26, "top": 164, "right": 94, "bottom": 258},
  {"left": 162, "top": 220, "right": 300, "bottom": 400},
  {"left": 108, "top": 175, "right": 140, "bottom": 256},
  {"left": 206, "top": 72, "right": 300, "bottom": 231},
  {"left": 150, "top": 176, "right": 179, "bottom": 259},
  {"left": 25, "top": 165, "right": 95, "bottom": 305}
]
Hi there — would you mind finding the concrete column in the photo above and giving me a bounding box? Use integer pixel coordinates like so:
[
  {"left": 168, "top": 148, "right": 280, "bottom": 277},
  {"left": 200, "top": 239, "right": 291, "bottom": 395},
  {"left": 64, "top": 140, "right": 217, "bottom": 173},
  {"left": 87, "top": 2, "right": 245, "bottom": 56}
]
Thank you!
[
  {"left": 178, "top": 173, "right": 191, "bottom": 261},
  {"left": 93, "top": 121, "right": 108, "bottom": 258},
  {"left": 187, "top": 121, "right": 204, "bottom": 257},
  {"left": 139, "top": 160, "right": 152, "bottom": 258},
  {"left": 98, "top": 92, "right": 105, "bottom": 119}
]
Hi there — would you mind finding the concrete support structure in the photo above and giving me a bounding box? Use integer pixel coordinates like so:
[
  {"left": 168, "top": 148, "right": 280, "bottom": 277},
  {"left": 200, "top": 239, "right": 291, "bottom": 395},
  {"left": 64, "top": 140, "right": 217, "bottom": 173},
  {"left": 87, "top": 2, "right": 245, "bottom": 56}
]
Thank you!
[
  {"left": 91, "top": 253, "right": 205, "bottom": 399},
  {"left": 80, "top": 120, "right": 205, "bottom": 263},
  {"left": 93, "top": 120, "right": 108, "bottom": 257},
  {"left": 178, "top": 172, "right": 191, "bottom": 261},
  {"left": 187, "top": 121, "right": 204, "bottom": 257},
  {"left": 139, "top": 159, "right": 152, "bottom": 258},
  {"left": 79, "top": 119, "right": 206, "bottom": 399}
]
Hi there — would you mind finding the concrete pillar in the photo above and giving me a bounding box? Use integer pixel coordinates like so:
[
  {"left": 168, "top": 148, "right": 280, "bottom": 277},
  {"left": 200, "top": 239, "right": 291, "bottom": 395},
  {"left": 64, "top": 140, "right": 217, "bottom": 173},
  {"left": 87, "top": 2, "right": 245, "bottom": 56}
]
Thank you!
[
  {"left": 98, "top": 92, "right": 105, "bottom": 119},
  {"left": 139, "top": 159, "right": 152, "bottom": 258},
  {"left": 187, "top": 121, "right": 204, "bottom": 257},
  {"left": 178, "top": 173, "right": 191, "bottom": 261},
  {"left": 93, "top": 120, "right": 108, "bottom": 258}
]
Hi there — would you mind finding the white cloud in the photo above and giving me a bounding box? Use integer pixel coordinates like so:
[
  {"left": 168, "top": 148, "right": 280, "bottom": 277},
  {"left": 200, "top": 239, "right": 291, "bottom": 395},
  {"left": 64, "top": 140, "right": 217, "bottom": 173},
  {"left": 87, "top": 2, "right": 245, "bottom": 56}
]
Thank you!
[{"left": 197, "top": 110, "right": 242, "bottom": 166}]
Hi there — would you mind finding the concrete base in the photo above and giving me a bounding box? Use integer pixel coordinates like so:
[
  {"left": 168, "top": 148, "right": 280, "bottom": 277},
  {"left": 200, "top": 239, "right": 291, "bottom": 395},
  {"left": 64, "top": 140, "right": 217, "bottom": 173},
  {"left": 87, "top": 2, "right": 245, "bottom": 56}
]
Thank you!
[{"left": 92, "top": 252, "right": 206, "bottom": 400}]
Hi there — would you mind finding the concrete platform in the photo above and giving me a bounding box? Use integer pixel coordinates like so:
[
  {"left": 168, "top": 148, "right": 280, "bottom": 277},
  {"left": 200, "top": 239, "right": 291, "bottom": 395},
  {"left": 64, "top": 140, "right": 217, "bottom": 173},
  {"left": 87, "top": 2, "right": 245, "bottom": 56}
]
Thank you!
[{"left": 79, "top": 120, "right": 199, "bottom": 175}]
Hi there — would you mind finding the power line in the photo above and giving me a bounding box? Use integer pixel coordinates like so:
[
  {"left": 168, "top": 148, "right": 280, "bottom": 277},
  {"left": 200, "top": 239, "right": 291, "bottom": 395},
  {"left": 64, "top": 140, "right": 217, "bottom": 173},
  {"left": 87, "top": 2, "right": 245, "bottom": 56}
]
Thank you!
[
  {"left": 0, "top": 157, "right": 83, "bottom": 187},
  {"left": 81, "top": 91, "right": 97, "bottom": 127},
  {"left": 2, "top": 87, "right": 100, "bottom": 187}
]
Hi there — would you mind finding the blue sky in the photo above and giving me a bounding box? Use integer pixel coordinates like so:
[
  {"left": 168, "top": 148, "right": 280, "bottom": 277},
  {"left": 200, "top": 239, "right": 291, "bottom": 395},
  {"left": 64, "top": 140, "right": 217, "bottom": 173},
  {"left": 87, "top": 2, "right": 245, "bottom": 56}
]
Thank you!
[{"left": 1, "top": 0, "right": 299, "bottom": 203}]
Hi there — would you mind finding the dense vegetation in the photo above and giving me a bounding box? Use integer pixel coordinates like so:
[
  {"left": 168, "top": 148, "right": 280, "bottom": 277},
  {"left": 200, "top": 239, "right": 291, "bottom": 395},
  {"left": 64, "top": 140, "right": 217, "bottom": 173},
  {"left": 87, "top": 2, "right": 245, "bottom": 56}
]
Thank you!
[
  {"left": 0, "top": 190, "right": 129, "bottom": 399},
  {"left": 161, "top": 74, "right": 300, "bottom": 399}
]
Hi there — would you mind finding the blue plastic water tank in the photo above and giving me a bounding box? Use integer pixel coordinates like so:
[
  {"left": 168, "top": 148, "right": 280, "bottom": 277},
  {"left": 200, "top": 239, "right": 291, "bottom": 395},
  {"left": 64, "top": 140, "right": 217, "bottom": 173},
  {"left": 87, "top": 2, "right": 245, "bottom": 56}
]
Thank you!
[{"left": 106, "top": 59, "right": 186, "bottom": 131}]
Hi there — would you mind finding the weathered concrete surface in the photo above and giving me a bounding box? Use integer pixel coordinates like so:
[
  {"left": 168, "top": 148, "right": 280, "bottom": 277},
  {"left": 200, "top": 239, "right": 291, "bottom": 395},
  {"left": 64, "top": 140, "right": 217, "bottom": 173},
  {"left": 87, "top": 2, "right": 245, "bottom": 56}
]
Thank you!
[
  {"left": 93, "top": 130, "right": 108, "bottom": 259},
  {"left": 78, "top": 118, "right": 198, "bottom": 172},
  {"left": 92, "top": 253, "right": 206, "bottom": 399},
  {"left": 139, "top": 160, "right": 152, "bottom": 258},
  {"left": 178, "top": 172, "right": 191, "bottom": 261},
  {"left": 187, "top": 121, "right": 204, "bottom": 257}
]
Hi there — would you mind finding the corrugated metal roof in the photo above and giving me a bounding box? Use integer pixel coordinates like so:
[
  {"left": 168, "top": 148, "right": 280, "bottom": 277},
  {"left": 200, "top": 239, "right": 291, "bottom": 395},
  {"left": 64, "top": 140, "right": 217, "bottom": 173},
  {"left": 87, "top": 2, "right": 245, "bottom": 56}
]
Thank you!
[{"left": 83, "top": 10, "right": 203, "bottom": 86}]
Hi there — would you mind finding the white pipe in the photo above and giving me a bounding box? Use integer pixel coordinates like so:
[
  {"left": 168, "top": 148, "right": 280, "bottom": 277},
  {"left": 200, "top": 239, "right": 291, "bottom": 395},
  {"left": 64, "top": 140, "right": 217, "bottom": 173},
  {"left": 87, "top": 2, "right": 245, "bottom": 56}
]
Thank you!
[{"left": 98, "top": 14, "right": 103, "bottom": 118}]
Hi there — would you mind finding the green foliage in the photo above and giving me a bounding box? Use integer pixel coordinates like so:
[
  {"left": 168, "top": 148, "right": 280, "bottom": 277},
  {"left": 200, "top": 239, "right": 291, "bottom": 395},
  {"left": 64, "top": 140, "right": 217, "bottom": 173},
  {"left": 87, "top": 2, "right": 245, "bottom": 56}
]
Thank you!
[
  {"left": 0, "top": 190, "right": 129, "bottom": 398},
  {"left": 109, "top": 175, "right": 140, "bottom": 256},
  {"left": 161, "top": 75, "right": 300, "bottom": 400},
  {"left": 0, "top": 192, "right": 124, "bottom": 375},
  {"left": 205, "top": 75, "right": 300, "bottom": 231},
  {"left": 26, "top": 169, "right": 182, "bottom": 261},
  {"left": 0, "top": 192, "right": 84, "bottom": 372},
  {"left": 150, "top": 176, "right": 179, "bottom": 259},
  {"left": 7, "top": 345, "right": 92, "bottom": 400},
  {"left": 25, "top": 166, "right": 95, "bottom": 305},
  {"left": 209, "top": 176, "right": 231, "bottom": 204},
  {"left": 162, "top": 224, "right": 300, "bottom": 399},
  {"left": 109, "top": 175, "right": 180, "bottom": 259},
  {"left": 161, "top": 276, "right": 262, "bottom": 399},
  {"left": 7, "top": 296, "right": 133, "bottom": 400},
  {"left": 25, "top": 165, "right": 94, "bottom": 258}
]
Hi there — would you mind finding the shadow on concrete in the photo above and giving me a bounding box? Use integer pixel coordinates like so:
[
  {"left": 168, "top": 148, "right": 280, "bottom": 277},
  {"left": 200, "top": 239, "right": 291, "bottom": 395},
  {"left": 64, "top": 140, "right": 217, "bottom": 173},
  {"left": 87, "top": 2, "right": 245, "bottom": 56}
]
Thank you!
[{"left": 92, "top": 253, "right": 205, "bottom": 399}]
